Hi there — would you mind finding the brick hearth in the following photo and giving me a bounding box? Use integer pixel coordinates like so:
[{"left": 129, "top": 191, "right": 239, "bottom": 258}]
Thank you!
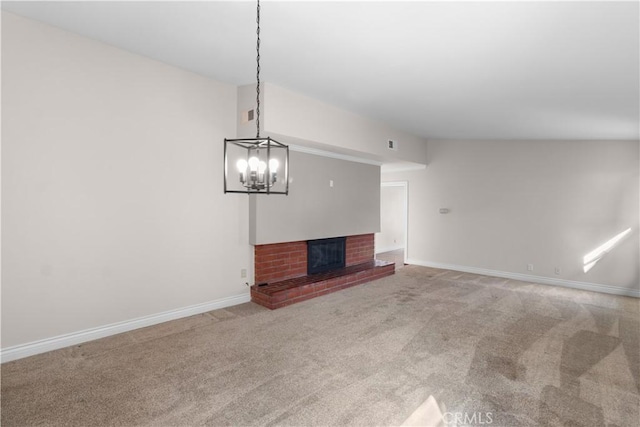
[
  {"left": 251, "top": 259, "right": 394, "bottom": 309},
  {"left": 251, "top": 234, "right": 395, "bottom": 309}
]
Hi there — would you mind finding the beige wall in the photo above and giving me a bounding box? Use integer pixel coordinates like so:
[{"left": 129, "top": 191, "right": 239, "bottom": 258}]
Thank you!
[
  {"left": 262, "top": 83, "right": 428, "bottom": 165},
  {"left": 1, "top": 12, "right": 251, "bottom": 348},
  {"left": 236, "top": 83, "right": 264, "bottom": 139},
  {"left": 250, "top": 150, "right": 381, "bottom": 245},
  {"left": 235, "top": 79, "right": 426, "bottom": 248},
  {"left": 383, "top": 140, "right": 640, "bottom": 293}
]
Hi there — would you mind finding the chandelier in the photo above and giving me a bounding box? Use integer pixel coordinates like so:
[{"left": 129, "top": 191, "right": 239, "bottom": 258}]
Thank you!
[{"left": 224, "top": 0, "right": 289, "bottom": 195}]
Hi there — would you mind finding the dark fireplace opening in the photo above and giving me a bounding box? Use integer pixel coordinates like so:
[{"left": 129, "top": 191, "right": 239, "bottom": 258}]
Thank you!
[{"left": 307, "top": 237, "right": 346, "bottom": 275}]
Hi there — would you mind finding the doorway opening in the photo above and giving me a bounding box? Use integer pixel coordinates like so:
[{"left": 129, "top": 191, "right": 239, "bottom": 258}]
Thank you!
[{"left": 375, "top": 181, "right": 408, "bottom": 269}]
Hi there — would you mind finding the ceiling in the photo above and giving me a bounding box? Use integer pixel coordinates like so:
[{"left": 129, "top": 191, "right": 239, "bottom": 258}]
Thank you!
[{"left": 3, "top": 1, "right": 639, "bottom": 141}]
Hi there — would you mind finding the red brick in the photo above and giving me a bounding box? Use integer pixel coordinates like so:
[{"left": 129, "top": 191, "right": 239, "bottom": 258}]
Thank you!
[
  {"left": 299, "top": 285, "right": 316, "bottom": 296},
  {"left": 315, "top": 288, "right": 334, "bottom": 297},
  {"left": 286, "top": 289, "right": 300, "bottom": 299},
  {"left": 253, "top": 234, "right": 392, "bottom": 309}
]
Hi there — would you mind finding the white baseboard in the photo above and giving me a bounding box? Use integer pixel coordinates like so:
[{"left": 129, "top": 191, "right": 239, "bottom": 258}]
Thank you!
[
  {"left": 406, "top": 258, "right": 640, "bottom": 298},
  {"left": 1, "top": 293, "right": 251, "bottom": 363}
]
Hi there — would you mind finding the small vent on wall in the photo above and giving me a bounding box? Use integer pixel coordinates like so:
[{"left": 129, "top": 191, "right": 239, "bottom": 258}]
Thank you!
[
  {"left": 387, "top": 140, "right": 398, "bottom": 151},
  {"left": 242, "top": 109, "right": 255, "bottom": 124}
]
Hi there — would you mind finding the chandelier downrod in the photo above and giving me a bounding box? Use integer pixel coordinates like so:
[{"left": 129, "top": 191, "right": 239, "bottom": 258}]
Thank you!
[{"left": 256, "top": 0, "right": 261, "bottom": 139}]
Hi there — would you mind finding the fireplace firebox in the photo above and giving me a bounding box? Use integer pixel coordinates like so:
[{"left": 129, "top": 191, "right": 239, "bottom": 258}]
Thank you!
[{"left": 307, "top": 237, "right": 346, "bottom": 275}]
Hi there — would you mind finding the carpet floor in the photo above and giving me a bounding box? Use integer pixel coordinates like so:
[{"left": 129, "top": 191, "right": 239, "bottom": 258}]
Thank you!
[{"left": 1, "top": 265, "right": 639, "bottom": 426}]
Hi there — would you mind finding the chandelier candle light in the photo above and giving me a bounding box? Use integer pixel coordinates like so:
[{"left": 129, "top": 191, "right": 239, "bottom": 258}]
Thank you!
[{"left": 224, "top": 0, "right": 289, "bottom": 195}]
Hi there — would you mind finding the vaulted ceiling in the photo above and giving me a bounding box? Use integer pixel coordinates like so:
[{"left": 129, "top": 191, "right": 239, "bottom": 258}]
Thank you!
[{"left": 3, "top": 1, "right": 639, "bottom": 140}]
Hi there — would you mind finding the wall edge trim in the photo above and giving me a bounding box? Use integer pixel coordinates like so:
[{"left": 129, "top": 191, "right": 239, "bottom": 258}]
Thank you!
[
  {"left": 381, "top": 163, "right": 427, "bottom": 173},
  {"left": 1, "top": 293, "right": 251, "bottom": 363},
  {"left": 375, "top": 245, "right": 404, "bottom": 254},
  {"left": 406, "top": 258, "right": 640, "bottom": 298},
  {"left": 288, "top": 144, "right": 383, "bottom": 166}
]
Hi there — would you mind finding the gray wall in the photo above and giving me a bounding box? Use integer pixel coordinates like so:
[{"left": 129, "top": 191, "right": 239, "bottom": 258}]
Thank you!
[
  {"left": 2, "top": 13, "right": 251, "bottom": 348},
  {"left": 250, "top": 150, "right": 381, "bottom": 244},
  {"left": 383, "top": 140, "right": 640, "bottom": 292}
]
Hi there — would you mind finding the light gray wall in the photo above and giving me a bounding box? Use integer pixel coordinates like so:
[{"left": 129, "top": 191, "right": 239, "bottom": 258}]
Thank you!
[
  {"left": 250, "top": 150, "right": 381, "bottom": 244},
  {"left": 1, "top": 13, "right": 251, "bottom": 348},
  {"left": 383, "top": 140, "right": 640, "bottom": 292}
]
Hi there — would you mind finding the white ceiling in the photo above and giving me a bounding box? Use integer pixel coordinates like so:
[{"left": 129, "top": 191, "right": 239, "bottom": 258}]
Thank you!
[{"left": 3, "top": 1, "right": 639, "bottom": 141}]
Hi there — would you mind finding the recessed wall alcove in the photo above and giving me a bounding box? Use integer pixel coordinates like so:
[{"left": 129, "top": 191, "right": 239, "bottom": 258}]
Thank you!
[{"left": 247, "top": 148, "right": 394, "bottom": 309}]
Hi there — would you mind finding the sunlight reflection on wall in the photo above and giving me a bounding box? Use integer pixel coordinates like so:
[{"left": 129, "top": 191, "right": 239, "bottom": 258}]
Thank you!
[{"left": 583, "top": 228, "right": 632, "bottom": 273}]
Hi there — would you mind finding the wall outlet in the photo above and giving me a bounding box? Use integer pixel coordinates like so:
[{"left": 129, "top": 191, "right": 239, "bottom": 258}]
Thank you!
[
  {"left": 387, "top": 139, "right": 398, "bottom": 151},
  {"left": 527, "top": 264, "right": 534, "bottom": 272},
  {"left": 241, "top": 268, "right": 247, "bottom": 278},
  {"left": 555, "top": 267, "right": 561, "bottom": 275}
]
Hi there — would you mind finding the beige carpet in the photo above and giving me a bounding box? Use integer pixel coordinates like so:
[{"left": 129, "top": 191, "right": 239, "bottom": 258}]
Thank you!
[{"left": 2, "top": 265, "right": 639, "bottom": 426}]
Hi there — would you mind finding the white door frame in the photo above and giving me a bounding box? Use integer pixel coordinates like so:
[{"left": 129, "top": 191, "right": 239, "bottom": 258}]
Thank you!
[{"left": 379, "top": 181, "right": 409, "bottom": 264}]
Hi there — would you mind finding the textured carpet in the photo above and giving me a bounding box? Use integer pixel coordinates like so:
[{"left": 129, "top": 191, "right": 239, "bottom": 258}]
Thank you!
[{"left": 1, "top": 265, "right": 639, "bottom": 426}]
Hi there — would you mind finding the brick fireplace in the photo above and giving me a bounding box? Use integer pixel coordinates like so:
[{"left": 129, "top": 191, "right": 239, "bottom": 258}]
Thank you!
[{"left": 251, "top": 234, "right": 394, "bottom": 309}]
